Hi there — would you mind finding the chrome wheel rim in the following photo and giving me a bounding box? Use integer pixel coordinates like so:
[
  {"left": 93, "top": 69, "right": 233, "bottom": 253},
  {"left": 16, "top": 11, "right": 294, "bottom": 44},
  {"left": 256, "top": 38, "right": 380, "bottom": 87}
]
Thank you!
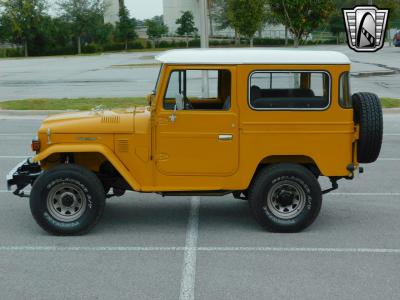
[
  {"left": 46, "top": 182, "right": 87, "bottom": 222},
  {"left": 266, "top": 180, "right": 306, "bottom": 219}
]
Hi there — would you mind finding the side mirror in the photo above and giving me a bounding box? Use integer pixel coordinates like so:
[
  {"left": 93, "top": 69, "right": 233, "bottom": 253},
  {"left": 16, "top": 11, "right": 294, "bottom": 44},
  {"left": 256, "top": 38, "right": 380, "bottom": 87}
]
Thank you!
[{"left": 146, "top": 93, "right": 153, "bottom": 106}]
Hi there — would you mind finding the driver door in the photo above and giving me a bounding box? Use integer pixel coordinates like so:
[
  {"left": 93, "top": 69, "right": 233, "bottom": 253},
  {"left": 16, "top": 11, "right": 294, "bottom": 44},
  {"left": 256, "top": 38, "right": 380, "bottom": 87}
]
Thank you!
[{"left": 155, "top": 67, "right": 239, "bottom": 176}]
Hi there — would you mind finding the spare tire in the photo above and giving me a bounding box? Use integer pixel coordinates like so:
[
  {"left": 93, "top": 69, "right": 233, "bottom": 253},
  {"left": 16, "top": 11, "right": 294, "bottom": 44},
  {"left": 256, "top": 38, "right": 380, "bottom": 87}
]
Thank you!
[{"left": 352, "top": 92, "right": 383, "bottom": 163}]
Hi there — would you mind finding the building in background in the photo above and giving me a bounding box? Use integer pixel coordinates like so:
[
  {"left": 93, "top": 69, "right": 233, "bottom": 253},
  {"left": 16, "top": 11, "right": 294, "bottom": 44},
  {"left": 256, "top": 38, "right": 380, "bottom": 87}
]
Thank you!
[
  {"left": 104, "top": 0, "right": 124, "bottom": 24},
  {"left": 163, "top": 0, "right": 200, "bottom": 34},
  {"left": 162, "top": 0, "right": 285, "bottom": 38}
]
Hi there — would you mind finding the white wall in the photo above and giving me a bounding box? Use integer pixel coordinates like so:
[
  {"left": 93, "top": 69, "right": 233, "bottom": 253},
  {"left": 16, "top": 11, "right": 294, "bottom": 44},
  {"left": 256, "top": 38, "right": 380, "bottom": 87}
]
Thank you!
[
  {"left": 104, "top": 0, "right": 121, "bottom": 24},
  {"left": 163, "top": 0, "right": 200, "bottom": 34}
]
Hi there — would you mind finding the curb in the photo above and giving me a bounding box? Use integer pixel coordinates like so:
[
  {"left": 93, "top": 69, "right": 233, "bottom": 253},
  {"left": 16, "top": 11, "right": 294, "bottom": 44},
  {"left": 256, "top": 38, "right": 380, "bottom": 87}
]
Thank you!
[
  {"left": 0, "top": 110, "right": 77, "bottom": 120},
  {"left": 0, "top": 110, "right": 76, "bottom": 116},
  {"left": 351, "top": 70, "right": 397, "bottom": 78},
  {"left": 383, "top": 108, "right": 400, "bottom": 114}
]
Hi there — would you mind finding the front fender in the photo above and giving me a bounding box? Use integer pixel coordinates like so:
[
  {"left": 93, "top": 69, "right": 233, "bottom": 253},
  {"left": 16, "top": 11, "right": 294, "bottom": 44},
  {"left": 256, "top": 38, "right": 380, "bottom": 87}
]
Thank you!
[{"left": 33, "top": 144, "right": 141, "bottom": 191}]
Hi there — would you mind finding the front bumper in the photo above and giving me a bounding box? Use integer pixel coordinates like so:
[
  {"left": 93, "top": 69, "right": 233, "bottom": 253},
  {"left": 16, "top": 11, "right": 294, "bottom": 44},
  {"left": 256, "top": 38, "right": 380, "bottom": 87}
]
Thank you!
[{"left": 6, "top": 159, "right": 42, "bottom": 197}]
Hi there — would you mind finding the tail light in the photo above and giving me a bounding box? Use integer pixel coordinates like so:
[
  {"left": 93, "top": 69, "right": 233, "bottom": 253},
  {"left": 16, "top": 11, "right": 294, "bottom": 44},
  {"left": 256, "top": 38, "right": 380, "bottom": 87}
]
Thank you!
[{"left": 31, "top": 138, "right": 40, "bottom": 152}]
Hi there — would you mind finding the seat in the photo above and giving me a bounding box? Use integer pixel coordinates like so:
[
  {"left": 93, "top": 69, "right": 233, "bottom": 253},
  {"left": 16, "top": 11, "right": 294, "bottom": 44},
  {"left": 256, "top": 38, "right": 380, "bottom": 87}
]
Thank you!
[{"left": 250, "top": 86, "right": 262, "bottom": 101}]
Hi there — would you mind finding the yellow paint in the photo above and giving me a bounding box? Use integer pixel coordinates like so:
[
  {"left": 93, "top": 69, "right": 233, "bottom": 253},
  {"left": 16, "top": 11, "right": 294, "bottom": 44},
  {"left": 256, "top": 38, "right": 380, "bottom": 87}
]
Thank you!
[{"left": 34, "top": 62, "right": 355, "bottom": 192}]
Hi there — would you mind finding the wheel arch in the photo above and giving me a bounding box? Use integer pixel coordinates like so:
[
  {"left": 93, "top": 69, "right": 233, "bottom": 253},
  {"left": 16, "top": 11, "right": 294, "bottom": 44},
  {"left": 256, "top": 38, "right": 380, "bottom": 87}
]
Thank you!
[
  {"left": 245, "top": 155, "right": 321, "bottom": 192},
  {"left": 33, "top": 144, "right": 141, "bottom": 191},
  {"left": 258, "top": 155, "right": 321, "bottom": 176}
]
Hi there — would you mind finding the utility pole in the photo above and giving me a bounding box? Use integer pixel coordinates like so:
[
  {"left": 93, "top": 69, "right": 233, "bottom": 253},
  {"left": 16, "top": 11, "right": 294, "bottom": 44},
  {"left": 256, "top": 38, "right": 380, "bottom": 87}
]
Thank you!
[
  {"left": 198, "top": 0, "right": 210, "bottom": 48},
  {"left": 198, "top": 0, "right": 209, "bottom": 98}
]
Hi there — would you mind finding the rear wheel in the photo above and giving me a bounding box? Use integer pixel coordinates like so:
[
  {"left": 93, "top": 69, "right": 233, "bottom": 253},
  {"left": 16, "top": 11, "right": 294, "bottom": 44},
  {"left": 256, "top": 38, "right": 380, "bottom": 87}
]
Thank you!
[
  {"left": 249, "top": 164, "right": 322, "bottom": 232},
  {"left": 30, "top": 164, "right": 105, "bottom": 235}
]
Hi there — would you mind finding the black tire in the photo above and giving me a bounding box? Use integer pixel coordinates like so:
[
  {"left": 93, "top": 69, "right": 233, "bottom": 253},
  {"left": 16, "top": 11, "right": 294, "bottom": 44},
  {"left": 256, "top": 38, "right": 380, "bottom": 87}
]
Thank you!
[
  {"left": 249, "top": 164, "right": 322, "bottom": 233},
  {"left": 30, "top": 164, "right": 106, "bottom": 235},
  {"left": 352, "top": 92, "right": 383, "bottom": 163}
]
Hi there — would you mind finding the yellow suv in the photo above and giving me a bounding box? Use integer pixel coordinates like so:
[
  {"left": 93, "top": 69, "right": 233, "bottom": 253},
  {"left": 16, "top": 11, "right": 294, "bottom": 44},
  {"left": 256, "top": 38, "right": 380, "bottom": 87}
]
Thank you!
[{"left": 7, "top": 49, "right": 383, "bottom": 235}]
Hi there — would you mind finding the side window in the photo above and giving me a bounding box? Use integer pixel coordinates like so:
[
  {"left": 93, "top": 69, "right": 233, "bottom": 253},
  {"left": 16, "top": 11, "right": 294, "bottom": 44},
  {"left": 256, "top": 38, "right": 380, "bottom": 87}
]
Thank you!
[
  {"left": 163, "top": 69, "right": 231, "bottom": 110},
  {"left": 339, "top": 72, "right": 352, "bottom": 108},
  {"left": 249, "top": 71, "right": 330, "bottom": 110}
]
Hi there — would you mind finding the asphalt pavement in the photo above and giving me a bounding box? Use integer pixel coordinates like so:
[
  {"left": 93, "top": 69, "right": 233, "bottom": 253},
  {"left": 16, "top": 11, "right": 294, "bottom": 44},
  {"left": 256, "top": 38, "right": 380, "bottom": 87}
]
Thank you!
[
  {"left": 0, "top": 114, "right": 399, "bottom": 299},
  {"left": 0, "top": 45, "right": 400, "bottom": 101}
]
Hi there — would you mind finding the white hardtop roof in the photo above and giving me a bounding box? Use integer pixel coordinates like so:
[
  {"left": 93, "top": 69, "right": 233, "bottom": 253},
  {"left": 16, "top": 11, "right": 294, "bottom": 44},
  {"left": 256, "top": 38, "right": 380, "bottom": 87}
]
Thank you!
[{"left": 156, "top": 48, "right": 351, "bottom": 65}]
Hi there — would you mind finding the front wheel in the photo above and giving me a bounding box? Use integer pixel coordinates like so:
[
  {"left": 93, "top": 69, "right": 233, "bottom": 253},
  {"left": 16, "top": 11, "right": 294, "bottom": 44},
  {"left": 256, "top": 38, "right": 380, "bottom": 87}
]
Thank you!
[
  {"left": 30, "top": 164, "right": 106, "bottom": 235},
  {"left": 249, "top": 164, "right": 322, "bottom": 232}
]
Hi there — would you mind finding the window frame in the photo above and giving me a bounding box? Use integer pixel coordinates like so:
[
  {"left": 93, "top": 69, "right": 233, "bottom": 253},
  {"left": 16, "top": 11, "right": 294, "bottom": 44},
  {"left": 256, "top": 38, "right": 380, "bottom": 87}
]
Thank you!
[
  {"left": 338, "top": 72, "right": 352, "bottom": 109},
  {"left": 162, "top": 68, "right": 232, "bottom": 111},
  {"left": 247, "top": 70, "right": 332, "bottom": 111}
]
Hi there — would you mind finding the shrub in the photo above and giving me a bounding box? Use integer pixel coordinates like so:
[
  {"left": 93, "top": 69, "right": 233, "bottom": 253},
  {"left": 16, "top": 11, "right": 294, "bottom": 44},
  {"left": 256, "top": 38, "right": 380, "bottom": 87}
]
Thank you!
[
  {"left": 102, "top": 43, "right": 125, "bottom": 52},
  {"left": 188, "top": 39, "right": 200, "bottom": 47},
  {"left": 82, "top": 43, "right": 103, "bottom": 54},
  {"left": 0, "top": 47, "right": 24, "bottom": 57},
  {"left": 127, "top": 41, "right": 144, "bottom": 49}
]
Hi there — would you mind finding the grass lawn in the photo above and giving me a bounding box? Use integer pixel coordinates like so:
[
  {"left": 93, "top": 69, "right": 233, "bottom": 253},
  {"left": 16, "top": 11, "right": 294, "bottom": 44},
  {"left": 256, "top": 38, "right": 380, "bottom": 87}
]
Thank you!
[
  {"left": 0, "top": 97, "right": 399, "bottom": 111},
  {"left": 0, "top": 97, "right": 147, "bottom": 111},
  {"left": 381, "top": 98, "right": 400, "bottom": 108}
]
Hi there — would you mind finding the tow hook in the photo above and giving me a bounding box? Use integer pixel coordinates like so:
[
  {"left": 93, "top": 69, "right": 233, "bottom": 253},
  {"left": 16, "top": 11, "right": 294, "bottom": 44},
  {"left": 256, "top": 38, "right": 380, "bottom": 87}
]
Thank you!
[
  {"left": 322, "top": 177, "right": 339, "bottom": 195},
  {"left": 347, "top": 164, "right": 364, "bottom": 177}
]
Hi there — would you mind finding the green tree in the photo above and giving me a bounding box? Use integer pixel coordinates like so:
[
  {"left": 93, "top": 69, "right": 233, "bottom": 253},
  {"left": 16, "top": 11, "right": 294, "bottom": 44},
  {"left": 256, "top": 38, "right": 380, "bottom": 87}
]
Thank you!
[
  {"left": 30, "top": 15, "right": 73, "bottom": 56},
  {"left": 57, "top": 0, "right": 104, "bottom": 54},
  {"left": 269, "top": 0, "right": 335, "bottom": 47},
  {"left": 176, "top": 11, "right": 198, "bottom": 47},
  {"left": 0, "top": 0, "right": 48, "bottom": 56},
  {"left": 227, "top": 0, "right": 267, "bottom": 47},
  {"left": 210, "top": 0, "right": 230, "bottom": 31},
  {"left": 145, "top": 16, "right": 168, "bottom": 48},
  {"left": 116, "top": 3, "right": 136, "bottom": 50},
  {"left": 328, "top": 1, "right": 347, "bottom": 44}
]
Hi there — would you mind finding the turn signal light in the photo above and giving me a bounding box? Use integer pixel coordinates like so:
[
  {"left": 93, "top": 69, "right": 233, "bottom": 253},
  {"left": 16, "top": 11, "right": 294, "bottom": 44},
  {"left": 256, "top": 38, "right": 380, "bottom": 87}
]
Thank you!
[{"left": 31, "top": 138, "right": 40, "bottom": 152}]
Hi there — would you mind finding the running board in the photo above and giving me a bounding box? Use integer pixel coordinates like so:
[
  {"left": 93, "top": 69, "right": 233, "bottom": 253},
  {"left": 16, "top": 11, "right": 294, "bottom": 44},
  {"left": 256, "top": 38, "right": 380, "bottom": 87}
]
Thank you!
[{"left": 160, "top": 190, "right": 233, "bottom": 197}]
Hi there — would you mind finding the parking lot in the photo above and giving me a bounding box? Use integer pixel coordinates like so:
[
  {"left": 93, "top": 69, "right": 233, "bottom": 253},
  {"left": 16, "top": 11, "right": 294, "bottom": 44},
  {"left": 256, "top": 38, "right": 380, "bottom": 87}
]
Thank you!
[
  {"left": 0, "top": 45, "right": 400, "bottom": 100},
  {"left": 0, "top": 113, "right": 399, "bottom": 299}
]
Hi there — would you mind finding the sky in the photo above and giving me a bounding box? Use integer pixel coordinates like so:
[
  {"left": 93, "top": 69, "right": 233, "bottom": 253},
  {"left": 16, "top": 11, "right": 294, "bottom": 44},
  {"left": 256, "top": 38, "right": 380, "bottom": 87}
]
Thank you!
[{"left": 126, "top": 0, "right": 163, "bottom": 19}]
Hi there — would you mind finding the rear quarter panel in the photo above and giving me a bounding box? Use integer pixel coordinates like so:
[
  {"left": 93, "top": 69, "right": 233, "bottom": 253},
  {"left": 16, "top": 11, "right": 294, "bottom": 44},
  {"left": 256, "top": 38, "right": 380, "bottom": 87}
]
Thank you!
[{"left": 236, "top": 64, "right": 354, "bottom": 187}]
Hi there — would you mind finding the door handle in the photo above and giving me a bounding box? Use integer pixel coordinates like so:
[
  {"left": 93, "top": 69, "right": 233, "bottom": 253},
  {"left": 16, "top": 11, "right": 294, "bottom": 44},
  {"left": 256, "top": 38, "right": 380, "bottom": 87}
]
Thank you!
[{"left": 218, "top": 134, "right": 233, "bottom": 141}]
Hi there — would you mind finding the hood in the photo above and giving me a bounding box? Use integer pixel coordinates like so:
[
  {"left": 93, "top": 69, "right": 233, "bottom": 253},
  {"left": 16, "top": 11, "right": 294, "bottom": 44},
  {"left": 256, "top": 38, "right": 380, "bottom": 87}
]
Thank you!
[{"left": 38, "top": 106, "right": 151, "bottom": 134}]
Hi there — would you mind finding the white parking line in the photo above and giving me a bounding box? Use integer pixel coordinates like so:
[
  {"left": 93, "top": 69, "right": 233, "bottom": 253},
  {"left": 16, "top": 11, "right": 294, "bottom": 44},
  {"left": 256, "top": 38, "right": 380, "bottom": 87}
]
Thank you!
[
  {"left": 378, "top": 158, "right": 400, "bottom": 161},
  {"left": 0, "top": 246, "right": 399, "bottom": 254},
  {"left": 384, "top": 134, "right": 400, "bottom": 136},
  {"left": 197, "top": 247, "right": 400, "bottom": 254},
  {"left": 330, "top": 192, "right": 400, "bottom": 196},
  {"left": 0, "top": 133, "right": 33, "bottom": 136},
  {"left": 179, "top": 196, "right": 200, "bottom": 300}
]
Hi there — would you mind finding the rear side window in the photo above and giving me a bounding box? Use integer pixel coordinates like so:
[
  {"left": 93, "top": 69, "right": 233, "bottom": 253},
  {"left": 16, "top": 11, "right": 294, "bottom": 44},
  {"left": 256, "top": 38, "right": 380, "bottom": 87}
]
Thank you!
[
  {"left": 249, "top": 71, "right": 330, "bottom": 110},
  {"left": 339, "top": 72, "right": 352, "bottom": 108}
]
